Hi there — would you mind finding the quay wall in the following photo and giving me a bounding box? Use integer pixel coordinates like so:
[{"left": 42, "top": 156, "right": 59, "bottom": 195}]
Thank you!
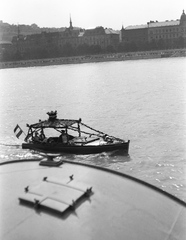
[{"left": 0, "top": 49, "right": 186, "bottom": 69}]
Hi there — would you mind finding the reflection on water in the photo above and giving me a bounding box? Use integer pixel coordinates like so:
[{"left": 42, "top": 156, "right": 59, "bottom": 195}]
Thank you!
[{"left": 0, "top": 57, "right": 186, "bottom": 202}]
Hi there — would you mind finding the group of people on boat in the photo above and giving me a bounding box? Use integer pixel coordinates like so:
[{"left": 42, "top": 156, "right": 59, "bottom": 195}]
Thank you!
[
  {"left": 33, "top": 130, "right": 75, "bottom": 145},
  {"left": 33, "top": 131, "right": 46, "bottom": 143},
  {"left": 32, "top": 129, "right": 116, "bottom": 146}
]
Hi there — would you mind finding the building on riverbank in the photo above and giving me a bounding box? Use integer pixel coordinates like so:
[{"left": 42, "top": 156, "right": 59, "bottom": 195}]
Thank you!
[
  {"left": 121, "top": 10, "right": 186, "bottom": 51},
  {"left": 7, "top": 18, "right": 120, "bottom": 61},
  {"left": 1, "top": 11, "right": 186, "bottom": 62}
]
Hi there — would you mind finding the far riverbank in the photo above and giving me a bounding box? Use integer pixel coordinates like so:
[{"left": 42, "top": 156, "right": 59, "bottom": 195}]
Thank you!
[{"left": 0, "top": 48, "right": 186, "bottom": 69}]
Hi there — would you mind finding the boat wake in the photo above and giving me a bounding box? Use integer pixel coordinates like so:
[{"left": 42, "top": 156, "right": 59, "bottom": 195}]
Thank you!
[{"left": 0, "top": 142, "right": 21, "bottom": 147}]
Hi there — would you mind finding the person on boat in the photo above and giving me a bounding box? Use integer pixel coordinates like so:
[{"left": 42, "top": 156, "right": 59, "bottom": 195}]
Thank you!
[
  {"left": 59, "top": 130, "right": 75, "bottom": 144},
  {"left": 33, "top": 131, "right": 47, "bottom": 143},
  {"left": 59, "top": 130, "right": 68, "bottom": 144},
  {"left": 33, "top": 132, "right": 40, "bottom": 143},
  {"left": 39, "top": 131, "right": 47, "bottom": 143},
  {"left": 40, "top": 129, "right": 46, "bottom": 140}
]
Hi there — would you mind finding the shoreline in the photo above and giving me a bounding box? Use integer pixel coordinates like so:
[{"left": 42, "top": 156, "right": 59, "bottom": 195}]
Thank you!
[{"left": 0, "top": 49, "right": 186, "bottom": 69}]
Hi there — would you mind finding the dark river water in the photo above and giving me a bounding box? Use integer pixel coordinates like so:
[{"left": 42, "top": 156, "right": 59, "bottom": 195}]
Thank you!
[{"left": 0, "top": 57, "right": 186, "bottom": 201}]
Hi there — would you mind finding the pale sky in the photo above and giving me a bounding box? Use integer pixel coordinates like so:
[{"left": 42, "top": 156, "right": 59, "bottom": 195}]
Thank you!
[{"left": 0, "top": 0, "right": 186, "bottom": 30}]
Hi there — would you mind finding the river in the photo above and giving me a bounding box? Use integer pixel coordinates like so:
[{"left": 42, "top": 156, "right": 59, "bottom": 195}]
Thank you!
[{"left": 0, "top": 57, "right": 186, "bottom": 202}]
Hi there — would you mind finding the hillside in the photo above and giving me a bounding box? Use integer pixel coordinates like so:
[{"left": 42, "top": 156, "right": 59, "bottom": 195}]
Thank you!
[{"left": 0, "top": 21, "right": 66, "bottom": 42}]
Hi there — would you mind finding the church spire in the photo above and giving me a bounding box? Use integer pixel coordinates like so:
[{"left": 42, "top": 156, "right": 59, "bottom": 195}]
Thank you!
[{"left": 69, "top": 14, "right": 73, "bottom": 29}]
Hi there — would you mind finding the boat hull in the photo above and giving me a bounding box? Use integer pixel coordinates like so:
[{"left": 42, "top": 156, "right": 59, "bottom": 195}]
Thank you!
[{"left": 22, "top": 140, "right": 130, "bottom": 154}]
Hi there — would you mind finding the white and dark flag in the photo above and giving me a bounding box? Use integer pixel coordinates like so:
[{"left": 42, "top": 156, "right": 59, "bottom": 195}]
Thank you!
[{"left": 14, "top": 124, "right": 24, "bottom": 138}]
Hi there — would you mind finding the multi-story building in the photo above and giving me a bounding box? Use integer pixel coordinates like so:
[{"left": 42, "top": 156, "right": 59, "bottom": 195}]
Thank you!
[
  {"left": 57, "top": 18, "right": 83, "bottom": 49},
  {"left": 121, "top": 10, "right": 186, "bottom": 50},
  {"left": 4, "top": 11, "right": 186, "bottom": 61},
  {"left": 83, "top": 27, "right": 119, "bottom": 50},
  {"left": 11, "top": 17, "right": 120, "bottom": 59},
  {"left": 121, "top": 24, "right": 148, "bottom": 50}
]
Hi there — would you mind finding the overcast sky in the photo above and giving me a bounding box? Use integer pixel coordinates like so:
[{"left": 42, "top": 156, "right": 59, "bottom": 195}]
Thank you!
[{"left": 1, "top": 0, "right": 186, "bottom": 29}]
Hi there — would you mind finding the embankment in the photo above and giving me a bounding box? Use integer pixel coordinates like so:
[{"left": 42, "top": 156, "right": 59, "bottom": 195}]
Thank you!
[{"left": 0, "top": 49, "right": 186, "bottom": 69}]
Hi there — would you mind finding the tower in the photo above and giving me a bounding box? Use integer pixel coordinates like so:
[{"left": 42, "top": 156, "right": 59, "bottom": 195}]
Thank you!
[
  {"left": 69, "top": 15, "right": 73, "bottom": 30},
  {"left": 180, "top": 10, "right": 186, "bottom": 25}
]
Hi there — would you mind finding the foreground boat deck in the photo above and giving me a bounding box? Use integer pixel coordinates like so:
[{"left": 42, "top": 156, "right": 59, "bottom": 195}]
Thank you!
[{"left": 1, "top": 159, "right": 186, "bottom": 240}]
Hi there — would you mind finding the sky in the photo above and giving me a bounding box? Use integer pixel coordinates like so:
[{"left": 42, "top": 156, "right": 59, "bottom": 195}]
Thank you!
[{"left": 0, "top": 0, "right": 186, "bottom": 30}]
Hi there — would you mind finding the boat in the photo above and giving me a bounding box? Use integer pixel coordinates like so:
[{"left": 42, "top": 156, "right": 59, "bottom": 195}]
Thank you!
[
  {"left": 0, "top": 157, "right": 186, "bottom": 240},
  {"left": 17, "top": 110, "right": 130, "bottom": 155}
]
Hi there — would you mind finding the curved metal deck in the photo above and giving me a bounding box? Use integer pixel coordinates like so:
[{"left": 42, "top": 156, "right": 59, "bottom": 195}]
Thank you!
[{"left": 0, "top": 159, "right": 186, "bottom": 240}]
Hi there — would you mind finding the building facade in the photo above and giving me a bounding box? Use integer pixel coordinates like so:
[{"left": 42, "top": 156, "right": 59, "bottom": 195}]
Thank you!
[
  {"left": 121, "top": 10, "right": 186, "bottom": 50},
  {"left": 10, "top": 18, "right": 120, "bottom": 59},
  {"left": 2, "top": 11, "right": 186, "bottom": 61}
]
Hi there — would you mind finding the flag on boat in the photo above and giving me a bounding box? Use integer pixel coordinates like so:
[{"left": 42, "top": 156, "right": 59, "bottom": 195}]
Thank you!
[{"left": 14, "top": 124, "right": 24, "bottom": 138}]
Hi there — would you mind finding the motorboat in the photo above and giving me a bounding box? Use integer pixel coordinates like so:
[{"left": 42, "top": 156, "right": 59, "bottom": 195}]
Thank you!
[{"left": 15, "top": 110, "right": 130, "bottom": 155}]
